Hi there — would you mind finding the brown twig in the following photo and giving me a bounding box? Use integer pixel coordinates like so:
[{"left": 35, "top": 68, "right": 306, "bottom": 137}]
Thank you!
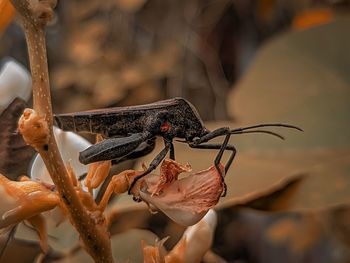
[{"left": 11, "top": 0, "right": 113, "bottom": 262}]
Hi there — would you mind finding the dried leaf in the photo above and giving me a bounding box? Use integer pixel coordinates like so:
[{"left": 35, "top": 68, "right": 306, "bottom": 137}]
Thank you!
[
  {"left": 0, "top": 98, "right": 35, "bottom": 180},
  {"left": 249, "top": 155, "right": 350, "bottom": 211},
  {"left": 218, "top": 173, "right": 305, "bottom": 210},
  {"left": 229, "top": 17, "right": 350, "bottom": 150}
]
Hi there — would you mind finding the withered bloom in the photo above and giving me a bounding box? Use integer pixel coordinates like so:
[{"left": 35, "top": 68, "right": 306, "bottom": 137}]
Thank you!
[
  {"left": 0, "top": 175, "right": 59, "bottom": 229},
  {"left": 137, "top": 159, "right": 225, "bottom": 226},
  {"left": 142, "top": 209, "right": 218, "bottom": 263}
]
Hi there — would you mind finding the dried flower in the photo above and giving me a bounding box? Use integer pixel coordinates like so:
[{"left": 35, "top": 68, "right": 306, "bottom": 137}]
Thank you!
[
  {"left": 142, "top": 209, "right": 218, "bottom": 263},
  {"left": 138, "top": 159, "right": 224, "bottom": 226},
  {"left": 18, "top": 108, "right": 50, "bottom": 148},
  {"left": 167, "top": 209, "right": 218, "bottom": 262},
  {"left": 0, "top": 175, "right": 59, "bottom": 229}
]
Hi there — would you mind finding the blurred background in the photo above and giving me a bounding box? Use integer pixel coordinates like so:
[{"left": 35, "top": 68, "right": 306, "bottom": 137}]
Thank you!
[{"left": 1, "top": 0, "right": 350, "bottom": 262}]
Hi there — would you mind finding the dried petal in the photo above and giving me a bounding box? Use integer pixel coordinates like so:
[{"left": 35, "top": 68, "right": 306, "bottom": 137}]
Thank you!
[
  {"left": 18, "top": 108, "right": 50, "bottom": 148},
  {"left": 0, "top": 175, "right": 59, "bottom": 229},
  {"left": 150, "top": 159, "right": 191, "bottom": 196},
  {"left": 138, "top": 159, "right": 224, "bottom": 226}
]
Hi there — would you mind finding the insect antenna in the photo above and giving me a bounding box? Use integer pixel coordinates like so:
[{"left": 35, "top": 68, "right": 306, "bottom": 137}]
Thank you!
[
  {"left": 231, "top": 123, "right": 303, "bottom": 133},
  {"left": 230, "top": 129, "right": 285, "bottom": 140},
  {"left": 175, "top": 123, "right": 302, "bottom": 144},
  {"left": 230, "top": 123, "right": 302, "bottom": 139},
  {"left": 175, "top": 130, "right": 285, "bottom": 143}
]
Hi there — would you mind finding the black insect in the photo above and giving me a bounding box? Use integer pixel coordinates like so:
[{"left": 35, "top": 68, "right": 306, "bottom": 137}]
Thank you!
[{"left": 54, "top": 97, "right": 302, "bottom": 195}]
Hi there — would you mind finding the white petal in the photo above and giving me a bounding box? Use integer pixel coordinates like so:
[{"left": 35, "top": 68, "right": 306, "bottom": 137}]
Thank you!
[
  {"left": 183, "top": 209, "right": 217, "bottom": 242},
  {"left": 178, "top": 209, "right": 218, "bottom": 263},
  {"left": 0, "top": 58, "right": 31, "bottom": 110},
  {"left": 30, "top": 127, "right": 91, "bottom": 186}
]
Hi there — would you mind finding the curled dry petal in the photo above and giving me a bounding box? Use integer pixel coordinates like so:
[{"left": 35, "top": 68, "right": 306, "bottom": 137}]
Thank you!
[
  {"left": 0, "top": 175, "right": 59, "bottom": 229},
  {"left": 150, "top": 160, "right": 191, "bottom": 196},
  {"left": 18, "top": 108, "right": 49, "bottom": 149},
  {"left": 138, "top": 159, "right": 224, "bottom": 226},
  {"left": 85, "top": 160, "right": 111, "bottom": 191}
]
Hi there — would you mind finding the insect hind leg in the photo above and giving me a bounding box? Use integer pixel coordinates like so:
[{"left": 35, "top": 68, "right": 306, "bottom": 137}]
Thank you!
[
  {"left": 79, "top": 132, "right": 151, "bottom": 164},
  {"left": 111, "top": 137, "right": 156, "bottom": 165},
  {"left": 189, "top": 133, "right": 236, "bottom": 197}
]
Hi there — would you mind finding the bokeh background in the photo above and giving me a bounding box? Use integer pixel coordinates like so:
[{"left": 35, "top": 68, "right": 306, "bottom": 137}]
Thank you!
[{"left": 1, "top": 0, "right": 350, "bottom": 262}]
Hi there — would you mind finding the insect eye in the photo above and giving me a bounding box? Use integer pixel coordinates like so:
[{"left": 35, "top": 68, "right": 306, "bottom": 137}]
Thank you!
[{"left": 160, "top": 122, "right": 170, "bottom": 132}]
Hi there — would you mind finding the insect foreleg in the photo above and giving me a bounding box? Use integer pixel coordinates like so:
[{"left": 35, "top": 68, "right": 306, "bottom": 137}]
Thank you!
[
  {"left": 169, "top": 142, "right": 175, "bottom": 160},
  {"left": 128, "top": 139, "right": 172, "bottom": 195},
  {"left": 79, "top": 132, "right": 152, "bottom": 164},
  {"left": 189, "top": 138, "right": 236, "bottom": 173}
]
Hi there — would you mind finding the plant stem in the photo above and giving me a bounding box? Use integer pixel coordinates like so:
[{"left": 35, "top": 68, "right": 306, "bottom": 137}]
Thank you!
[{"left": 10, "top": 1, "right": 113, "bottom": 262}]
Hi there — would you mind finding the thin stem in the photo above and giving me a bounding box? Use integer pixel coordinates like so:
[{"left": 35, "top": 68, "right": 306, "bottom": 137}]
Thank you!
[{"left": 10, "top": 1, "right": 113, "bottom": 262}]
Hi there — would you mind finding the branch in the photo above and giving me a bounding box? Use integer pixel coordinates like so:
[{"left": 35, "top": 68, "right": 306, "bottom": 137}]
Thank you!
[{"left": 11, "top": 0, "right": 113, "bottom": 262}]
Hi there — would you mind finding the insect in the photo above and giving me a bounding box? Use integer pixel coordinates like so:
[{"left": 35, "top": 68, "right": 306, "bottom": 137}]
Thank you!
[{"left": 54, "top": 97, "right": 302, "bottom": 194}]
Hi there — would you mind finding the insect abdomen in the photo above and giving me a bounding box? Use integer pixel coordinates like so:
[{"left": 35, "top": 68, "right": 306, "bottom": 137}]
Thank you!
[{"left": 54, "top": 111, "right": 146, "bottom": 137}]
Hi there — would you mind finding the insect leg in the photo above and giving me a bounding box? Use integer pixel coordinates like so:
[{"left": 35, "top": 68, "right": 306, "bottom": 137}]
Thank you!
[
  {"left": 128, "top": 139, "right": 172, "bottom": 195},
  {"left": 169, "top": 141, "right": 175, "bottom": 160},
  {"left": 190, "top": 134, "right": 234, "bottom": 196},
  {"left": 79, "top": 132, "right": 152, "bottom": 164},
  {"left": 189, "top": 140, "right": 236, "bottom": 173}
]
